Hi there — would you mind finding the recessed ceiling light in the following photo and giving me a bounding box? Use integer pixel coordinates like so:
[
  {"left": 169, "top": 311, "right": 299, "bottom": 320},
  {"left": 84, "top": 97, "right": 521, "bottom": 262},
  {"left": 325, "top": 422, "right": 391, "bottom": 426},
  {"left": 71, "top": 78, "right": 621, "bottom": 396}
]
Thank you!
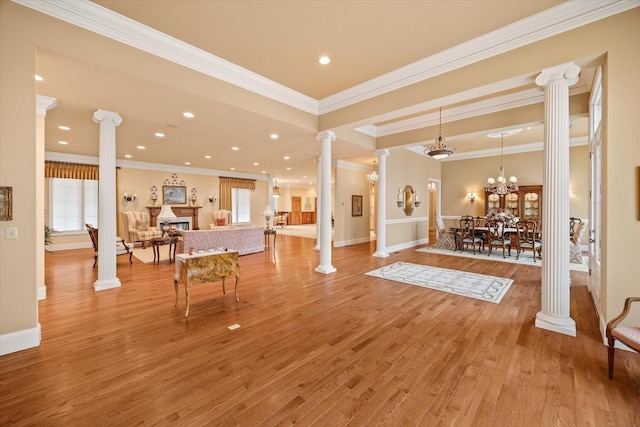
[
  {"left": 185, "top": 162, "right": 191, "bottom": 165},
  {"left": 35, "top": 75, "right": 43, "bottom": 81},
  {"left": 204, "top": 155, "right": 211, "bottom": 159},
  {"left": 261, "top": 170, "right": 266, "bottom": 174},
  {"left": 125, "top": 154, "right": 132, "bottom": 158},
  {"left": 270, "top": 133, "right": 279, "bottom": 140},
  {"left": 58, "top": 140, "right": 68, "bottom": 145},
  {"left": 230, "top": 167, "right": 235, "bottom": 170},
  {"left": 286, "top": 167, "right": 291, "bottom": 170},
  {"left": 58, "top": 126, "right": 70, "bottom": 131},
  {"left": 303, "top": 176, "right": 307, "bottom": 179},
  {"left": 318, "top": 56, "right": 330, "bottom": 65},
  {"left": 155, "top": 132, "right": 165, "bottom": 137},
  {"left": 283, "top": 156, "right": 290, "bottom": 160},
  {"left": 253, "top": 162, "right": 259, "bottom": 166},
  {"left": 232, "top": 147, "right": 239, "bottom": 151},
  {"left": 183, "top": 112, "right": 194, "bottom": 118},
  {"left": 137, "top": 145, "right": 146, "bottom": 150}
]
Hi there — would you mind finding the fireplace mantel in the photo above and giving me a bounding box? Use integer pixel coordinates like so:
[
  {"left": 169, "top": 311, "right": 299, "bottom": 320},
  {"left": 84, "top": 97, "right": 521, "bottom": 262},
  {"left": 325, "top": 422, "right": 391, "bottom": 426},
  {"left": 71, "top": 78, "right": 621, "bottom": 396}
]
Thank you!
[{"left": 148, "top": 206, "right": 201, "bottom": 230}]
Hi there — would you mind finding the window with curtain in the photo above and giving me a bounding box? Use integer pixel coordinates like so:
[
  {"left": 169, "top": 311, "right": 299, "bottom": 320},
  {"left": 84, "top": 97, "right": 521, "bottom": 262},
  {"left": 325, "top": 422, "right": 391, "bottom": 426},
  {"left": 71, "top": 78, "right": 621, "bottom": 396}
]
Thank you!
[
  {"left": 49, "top": 178, "right": 98, "bottom": 232},
  {"left": 231, "top": 188, "right": 251, "bottom": 224}
]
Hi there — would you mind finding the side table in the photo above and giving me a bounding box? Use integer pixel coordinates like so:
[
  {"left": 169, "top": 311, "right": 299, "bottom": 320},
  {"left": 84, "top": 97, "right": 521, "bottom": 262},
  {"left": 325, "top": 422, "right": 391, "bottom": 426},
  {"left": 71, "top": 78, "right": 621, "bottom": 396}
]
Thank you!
[
  {"left": 150, "top": 236, "right": 178, "bottom": 263},
  {"left": 264, "top": 229, "right": 276, "bottom": 249}
]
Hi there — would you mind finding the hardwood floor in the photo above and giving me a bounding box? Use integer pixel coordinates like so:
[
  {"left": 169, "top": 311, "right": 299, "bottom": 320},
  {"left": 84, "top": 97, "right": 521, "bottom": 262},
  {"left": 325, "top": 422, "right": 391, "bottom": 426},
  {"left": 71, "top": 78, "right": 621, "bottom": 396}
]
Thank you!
[{"left": 1, "top": 235, "right": 639, "bottom": 426}]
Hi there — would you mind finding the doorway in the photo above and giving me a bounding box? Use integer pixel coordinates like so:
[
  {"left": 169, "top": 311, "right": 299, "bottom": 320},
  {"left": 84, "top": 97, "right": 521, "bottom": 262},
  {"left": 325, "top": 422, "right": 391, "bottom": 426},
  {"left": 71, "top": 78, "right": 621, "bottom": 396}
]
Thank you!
[{"left": 428, "top": 179, "right": 441, "bottom": 245}]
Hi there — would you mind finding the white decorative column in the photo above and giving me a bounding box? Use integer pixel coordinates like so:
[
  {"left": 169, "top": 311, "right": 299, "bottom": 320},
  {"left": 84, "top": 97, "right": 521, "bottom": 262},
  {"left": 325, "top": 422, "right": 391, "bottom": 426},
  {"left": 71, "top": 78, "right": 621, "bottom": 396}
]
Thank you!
[
  {"left": 36, "top": 95, "right": 57, "bottom": 300},
  {"left": 92, "top": 109, "right": 123, "bottom": 291},
  {"left": 315, "top": 131, "right": 336, "bottom": 274},
  {"left": 373, "top": 149, "right": 390, "bottom": 258},
  {"left": 314, "top": 157, "right": 321, "bottom": 251},
  {"left": 534, "top": 63, "right": 580, "bottom": 337}
]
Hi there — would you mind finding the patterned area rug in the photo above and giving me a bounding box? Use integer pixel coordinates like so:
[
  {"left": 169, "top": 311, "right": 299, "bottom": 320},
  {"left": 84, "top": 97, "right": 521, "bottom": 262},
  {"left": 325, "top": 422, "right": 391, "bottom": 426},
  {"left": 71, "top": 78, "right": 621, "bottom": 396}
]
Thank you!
[
  {"left": 132, "top": 246, "right": 173, "bottom": 263},
  {"left": 365, "top": 261, "right": 513, "bottom": 304},
  {"left": 416, "top": 246, "right": 589, "bottom": 272}
]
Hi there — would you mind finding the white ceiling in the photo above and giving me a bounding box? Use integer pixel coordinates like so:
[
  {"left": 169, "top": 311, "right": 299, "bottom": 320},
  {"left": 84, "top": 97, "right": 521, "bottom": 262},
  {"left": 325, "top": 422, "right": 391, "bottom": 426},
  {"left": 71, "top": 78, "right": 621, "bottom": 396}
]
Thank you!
[{"left": 17, "top": 0, "right": 635, "bottom": 186}]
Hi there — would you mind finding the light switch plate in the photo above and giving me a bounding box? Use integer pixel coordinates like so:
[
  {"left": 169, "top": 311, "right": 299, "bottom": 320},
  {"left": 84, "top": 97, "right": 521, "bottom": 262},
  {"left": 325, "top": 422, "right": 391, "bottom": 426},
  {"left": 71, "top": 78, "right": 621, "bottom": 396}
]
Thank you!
[{"left": 5, "top": 227, "right": 17, "bottom": 240}]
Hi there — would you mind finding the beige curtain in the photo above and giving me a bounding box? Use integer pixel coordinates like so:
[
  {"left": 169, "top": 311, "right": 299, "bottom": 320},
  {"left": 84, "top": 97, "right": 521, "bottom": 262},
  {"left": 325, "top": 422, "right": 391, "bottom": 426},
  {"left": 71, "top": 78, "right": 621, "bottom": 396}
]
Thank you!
[
  {"left": 219, "top": 177, "right": 256, "bottom": 210},
  {"left": 45, "top": 161, "right": 99, "bottom": 180}
]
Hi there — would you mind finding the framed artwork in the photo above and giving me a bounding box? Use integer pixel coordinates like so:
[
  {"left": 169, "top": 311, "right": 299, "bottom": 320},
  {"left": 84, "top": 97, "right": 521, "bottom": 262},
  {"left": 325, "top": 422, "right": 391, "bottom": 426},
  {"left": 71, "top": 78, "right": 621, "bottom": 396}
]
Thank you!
[
  {"left": 163, "top": 185, "right": 186, "bottom": 204},
  {"left": 352, "top": 195, "right": 363, "bottom": 217},
  {"left": 0, "top": 186, "right": 12, "bottom": 221}
]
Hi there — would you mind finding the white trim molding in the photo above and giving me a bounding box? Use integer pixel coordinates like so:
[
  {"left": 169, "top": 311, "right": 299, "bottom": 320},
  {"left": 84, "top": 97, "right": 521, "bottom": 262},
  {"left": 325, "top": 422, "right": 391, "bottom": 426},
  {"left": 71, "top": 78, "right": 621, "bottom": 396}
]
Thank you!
[{"left": 0, "top": 323, "right": 41, "bottom": 356}]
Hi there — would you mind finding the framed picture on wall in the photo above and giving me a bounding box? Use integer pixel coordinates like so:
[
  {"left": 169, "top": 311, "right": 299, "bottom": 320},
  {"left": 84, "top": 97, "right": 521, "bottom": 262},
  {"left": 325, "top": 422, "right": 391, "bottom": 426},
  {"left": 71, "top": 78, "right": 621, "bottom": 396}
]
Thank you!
[
  {"left": 352, "top": 195, "right": 363, "bottom": 217},
  {"left": 0, "top": 186, "right": 12, "bottom": 221},
  {"left": 163, "top": 185, "right": 186, "bottom": 204}
]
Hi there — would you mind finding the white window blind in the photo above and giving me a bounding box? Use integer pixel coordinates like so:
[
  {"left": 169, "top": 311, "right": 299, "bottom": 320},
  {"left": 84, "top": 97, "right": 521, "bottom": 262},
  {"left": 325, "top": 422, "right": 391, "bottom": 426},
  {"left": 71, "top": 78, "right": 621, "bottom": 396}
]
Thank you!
[
  {"left": 231, "top": 188, "right": 251, "bottom": 224},
  {"left": 49, "top": 178, "right": 98, "bottom": 231}
]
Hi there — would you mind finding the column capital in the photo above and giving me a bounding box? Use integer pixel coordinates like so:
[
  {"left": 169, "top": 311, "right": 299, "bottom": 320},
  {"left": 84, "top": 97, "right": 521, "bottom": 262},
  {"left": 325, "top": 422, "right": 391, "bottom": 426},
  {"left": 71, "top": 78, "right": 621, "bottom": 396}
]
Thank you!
[
  {"left": 374, "top": 149, "right": 390, "bottom": 157},
  {"left": 535, "top": 63, "right": 581, "bottom": 87},
  {"left": 36, "top": 95, "right": 57, "bottom": 116},
  {"left": 316, "top": 131, "right": 336, "bottom": 142},
  {"left": 93, "top": 109, "right": 123, "bottom": 126}
]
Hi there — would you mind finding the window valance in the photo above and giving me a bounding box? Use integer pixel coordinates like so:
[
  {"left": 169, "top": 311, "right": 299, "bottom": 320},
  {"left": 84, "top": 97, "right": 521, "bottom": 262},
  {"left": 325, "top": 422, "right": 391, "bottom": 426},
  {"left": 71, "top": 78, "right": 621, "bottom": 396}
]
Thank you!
[{"left": 45, "top": 161, "right": 99, "bottom": 180}]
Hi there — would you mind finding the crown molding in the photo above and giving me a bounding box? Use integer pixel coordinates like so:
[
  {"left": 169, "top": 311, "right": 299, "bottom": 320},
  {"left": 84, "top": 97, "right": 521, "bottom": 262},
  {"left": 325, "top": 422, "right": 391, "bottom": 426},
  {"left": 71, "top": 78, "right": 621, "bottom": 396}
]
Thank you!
[
  {"left": 13, "top": 0, "right": 318, "bottom": 115},
  {"left": 318, "top": 0, "right": 639, "bottom": 114}
]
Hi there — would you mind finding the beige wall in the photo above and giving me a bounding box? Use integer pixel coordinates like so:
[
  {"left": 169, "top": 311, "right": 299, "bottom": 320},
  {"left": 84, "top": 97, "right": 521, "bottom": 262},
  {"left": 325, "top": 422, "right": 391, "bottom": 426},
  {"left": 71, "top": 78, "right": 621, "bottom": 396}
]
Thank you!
[
  {"left": 333, "top": 165, "right": 371, "bottom": 245},
  {"left": 273, "top": 186, "right": 317, "bottom": 213}
]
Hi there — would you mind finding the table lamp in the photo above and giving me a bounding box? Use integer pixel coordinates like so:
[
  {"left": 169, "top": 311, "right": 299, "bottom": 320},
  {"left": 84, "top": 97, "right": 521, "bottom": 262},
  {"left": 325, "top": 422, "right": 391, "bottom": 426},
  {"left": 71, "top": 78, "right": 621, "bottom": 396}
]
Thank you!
[
  {"left": 263, "top": 205, "right": 274, "bottom": 230},
  {"left": 158, "top": 204, "right": 177, "bottom": 239}
]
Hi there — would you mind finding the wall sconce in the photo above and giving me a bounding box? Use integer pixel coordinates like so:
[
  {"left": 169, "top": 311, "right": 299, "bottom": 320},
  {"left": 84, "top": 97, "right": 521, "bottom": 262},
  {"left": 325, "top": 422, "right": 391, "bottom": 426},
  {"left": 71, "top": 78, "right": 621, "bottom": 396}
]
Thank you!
[
  {"left": 208, "top": 194, "right": 218, "bottom": 204},
  {"left": 123, "top": 191, "right": 137, "bottom": 202},
  {"left": 467, "top": 192, "right": 477, "bottom": 203}
]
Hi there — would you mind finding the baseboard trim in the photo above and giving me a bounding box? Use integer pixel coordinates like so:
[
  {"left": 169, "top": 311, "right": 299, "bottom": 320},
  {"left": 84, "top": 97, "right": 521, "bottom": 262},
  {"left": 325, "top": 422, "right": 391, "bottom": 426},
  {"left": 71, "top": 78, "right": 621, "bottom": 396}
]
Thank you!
[{"left": 0, "top": 323, "right": 41, "bottom": 356}]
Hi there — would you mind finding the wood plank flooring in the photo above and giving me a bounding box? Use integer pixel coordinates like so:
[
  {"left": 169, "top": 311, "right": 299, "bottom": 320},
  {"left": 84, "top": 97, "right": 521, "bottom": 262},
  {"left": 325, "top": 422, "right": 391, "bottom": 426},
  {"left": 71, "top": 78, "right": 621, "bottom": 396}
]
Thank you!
[{"left": 1, "top": 235, "right": 638, "bottom": 426}]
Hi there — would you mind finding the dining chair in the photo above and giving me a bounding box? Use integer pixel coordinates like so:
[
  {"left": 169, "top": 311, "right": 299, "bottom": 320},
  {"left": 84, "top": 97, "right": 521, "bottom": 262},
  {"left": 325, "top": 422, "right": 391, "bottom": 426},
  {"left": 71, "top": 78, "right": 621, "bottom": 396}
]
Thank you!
[
  {"left": 487, "top": 219, "right": 512, "bottom": 258},
  {"left": 515, "top": 220, "right": 541, "bottom": 262},
  {"left": 606, "top": 296, "right": 640, "bottom": 379},
  {"left": 569, "top": 217, "right": 582, "bottom": 239},
  {"left": 459, "top": 217, "right": 483, "bottom": 254}
]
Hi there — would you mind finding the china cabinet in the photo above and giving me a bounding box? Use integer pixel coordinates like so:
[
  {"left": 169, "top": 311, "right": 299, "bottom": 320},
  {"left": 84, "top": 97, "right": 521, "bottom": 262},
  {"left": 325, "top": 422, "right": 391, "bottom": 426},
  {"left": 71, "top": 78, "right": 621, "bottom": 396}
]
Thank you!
[{"left": 484, "top": 185, "right": 542, "bottom": 224}]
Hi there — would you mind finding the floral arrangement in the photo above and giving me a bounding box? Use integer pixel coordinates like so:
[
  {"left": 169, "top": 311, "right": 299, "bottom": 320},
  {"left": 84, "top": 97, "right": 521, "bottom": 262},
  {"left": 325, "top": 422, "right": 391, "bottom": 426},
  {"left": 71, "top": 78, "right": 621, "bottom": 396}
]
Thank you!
[{"left": 486, "top": 208, "right": 519, "bottom": 226}]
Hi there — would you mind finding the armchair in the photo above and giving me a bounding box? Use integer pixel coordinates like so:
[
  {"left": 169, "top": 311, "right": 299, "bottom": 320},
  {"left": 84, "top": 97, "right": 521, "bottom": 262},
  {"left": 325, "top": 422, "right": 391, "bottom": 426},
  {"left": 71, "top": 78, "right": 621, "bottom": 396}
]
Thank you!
[
  {"left": 606, "top": 297, "right": 640, "bottom": 379},
  {"left": 435, "top": 216, "right": 455, "bottom": 250},
  {"left": 86, "top": 223, "right": 133, "bottom": 267},
  {"left": 122, "top": 211, "right": 162, "bottom": 248},
  {"left": 210, "top": 209, "right": 232, "bottom": 228}
]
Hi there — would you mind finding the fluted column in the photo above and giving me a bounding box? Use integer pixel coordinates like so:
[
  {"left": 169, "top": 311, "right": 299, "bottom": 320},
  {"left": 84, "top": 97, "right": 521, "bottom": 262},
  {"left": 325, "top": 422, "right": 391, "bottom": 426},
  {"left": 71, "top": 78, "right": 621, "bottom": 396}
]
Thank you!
[
  {"left": 36, "top": 95, "right": 57, "bottom": 301},
  {"left": 373, "top": 149, "right": 390, "bottom": 258},
  {"left": 314, "top": 157, "right": 321, "bottom": 251},
  {"left": 93, "top": 109, "right": 123, "bottom": 291},
  {"left": 534, "top": 63, "right": 580, "bottom": 337},
  {"left": 315, "top": 131, "right": 336, "bottom": 274}
]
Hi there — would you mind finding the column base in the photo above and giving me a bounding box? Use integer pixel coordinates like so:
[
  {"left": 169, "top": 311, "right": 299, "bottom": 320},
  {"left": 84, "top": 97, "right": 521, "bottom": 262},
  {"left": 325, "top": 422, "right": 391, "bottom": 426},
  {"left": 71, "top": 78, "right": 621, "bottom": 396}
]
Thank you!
[
  {"left": 37, "top": 285, "right": 47, "bottom": 300},
  {"left": 535, "top": 311, "right": 576, "bottom": 337},
  {"left": 315, "top": 265, "right": 336, "bottom": 275},
  {"left": 313, "top": 245, "right": 320, "bottom": 251},
  {"left": 94, "top": 278, "right": 122, "bottom": 291},
  {"left": 373, "top": 251, "right": 389, "bottom": 258}
]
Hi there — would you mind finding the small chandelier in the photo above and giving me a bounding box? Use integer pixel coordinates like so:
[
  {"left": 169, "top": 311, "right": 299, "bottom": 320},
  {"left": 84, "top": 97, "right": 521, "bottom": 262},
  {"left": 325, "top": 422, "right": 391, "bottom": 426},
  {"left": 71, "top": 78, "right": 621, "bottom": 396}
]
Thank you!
[
  {"left": 425, "top": 107, "right": 455, "bottom": 160},
  {"left": 367, "top": 160, "right": 378, "bottom": 184},
  {"left": 486, "top": 133, "right": 518, "bottom": 196}
]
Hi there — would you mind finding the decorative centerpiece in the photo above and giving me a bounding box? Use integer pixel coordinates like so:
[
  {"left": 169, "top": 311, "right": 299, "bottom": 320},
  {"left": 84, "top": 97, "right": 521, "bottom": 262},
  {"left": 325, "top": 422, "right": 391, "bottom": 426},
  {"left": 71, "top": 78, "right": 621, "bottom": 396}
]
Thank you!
[{"left": 486, "top": 208, "right": 519, "bottom": 227}]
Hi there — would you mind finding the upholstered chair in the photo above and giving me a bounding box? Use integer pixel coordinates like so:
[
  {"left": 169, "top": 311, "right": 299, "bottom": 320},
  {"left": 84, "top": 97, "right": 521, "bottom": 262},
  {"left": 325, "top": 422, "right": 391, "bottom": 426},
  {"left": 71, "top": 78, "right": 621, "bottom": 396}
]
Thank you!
[
  {"left": 86, "top": 223, "right": 133, "bottom": 267},
  {"left": 210, "top": 209, "right": 232, "bottom": 228},
  {"left": 606, "top": 297, "right": 640, "bottom": 379},
  {"left": 122, "top": 211, "right": 162, "bottom": 248},
  {"left": 435, "top": 216, "right": 456, "bottom": 250},
  {"left": 570, "top": 219, "right": 588, "bottom": 264}
]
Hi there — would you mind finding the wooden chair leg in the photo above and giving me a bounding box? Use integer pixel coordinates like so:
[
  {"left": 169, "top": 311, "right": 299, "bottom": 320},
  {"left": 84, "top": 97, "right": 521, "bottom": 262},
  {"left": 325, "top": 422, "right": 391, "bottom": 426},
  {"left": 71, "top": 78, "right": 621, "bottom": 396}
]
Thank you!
[
  {"left": 93, "top": 255, "right": 97, "bottom": 268},
  {"left": 608, "top": 336, "right": 615, "bottom": 380}
]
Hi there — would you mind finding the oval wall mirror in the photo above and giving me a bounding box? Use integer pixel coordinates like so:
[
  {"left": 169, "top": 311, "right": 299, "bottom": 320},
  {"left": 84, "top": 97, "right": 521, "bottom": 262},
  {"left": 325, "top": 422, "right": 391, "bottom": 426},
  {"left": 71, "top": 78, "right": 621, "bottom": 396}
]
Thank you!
[{"left": 404, "top": 185, "right": 414, "bottom": 216}]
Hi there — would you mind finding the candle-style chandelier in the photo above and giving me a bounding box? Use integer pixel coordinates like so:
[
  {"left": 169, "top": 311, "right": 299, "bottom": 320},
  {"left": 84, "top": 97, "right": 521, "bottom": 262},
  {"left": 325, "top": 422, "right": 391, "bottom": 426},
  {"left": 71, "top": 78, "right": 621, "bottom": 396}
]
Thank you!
[{"left": 486, "top": 132, "right": 518, "bottom": 196}]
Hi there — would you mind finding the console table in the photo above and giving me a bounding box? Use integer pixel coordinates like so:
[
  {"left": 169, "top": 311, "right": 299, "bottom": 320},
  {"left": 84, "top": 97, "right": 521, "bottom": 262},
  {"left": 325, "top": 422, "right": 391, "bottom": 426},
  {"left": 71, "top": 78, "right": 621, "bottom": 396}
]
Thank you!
[
  {"left": 174, "top": 250, "right": 240, "bottom": 317},
  {"left": 148, "top": 206, "right": 200, "bottom": 230}
]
